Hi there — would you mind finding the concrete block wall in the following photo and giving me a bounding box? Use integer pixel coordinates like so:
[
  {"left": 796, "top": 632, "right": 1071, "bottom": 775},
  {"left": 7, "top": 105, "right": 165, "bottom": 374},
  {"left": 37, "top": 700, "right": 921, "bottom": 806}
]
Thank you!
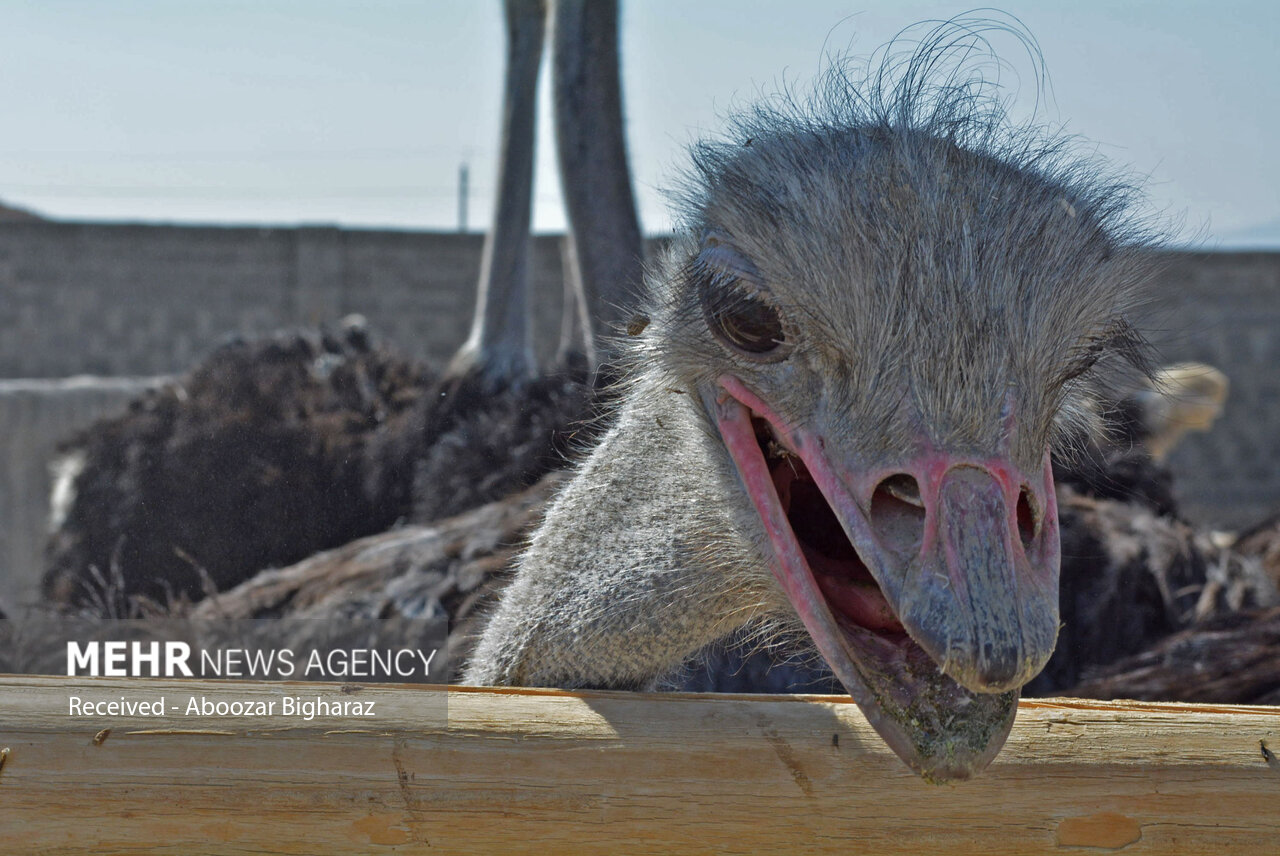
[
  {"left": 0, "top": 222, "right": 572, "bottom": 377},
  {"left": 0, "top": 224, "right": 296, "bottom": 376}
]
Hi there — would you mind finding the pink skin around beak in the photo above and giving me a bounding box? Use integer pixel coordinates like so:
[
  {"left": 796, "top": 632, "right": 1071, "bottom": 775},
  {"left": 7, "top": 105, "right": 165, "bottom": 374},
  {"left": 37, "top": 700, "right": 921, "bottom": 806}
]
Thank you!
[{"left": 712, "top": 374, "right": 1061, "bottom": 781}]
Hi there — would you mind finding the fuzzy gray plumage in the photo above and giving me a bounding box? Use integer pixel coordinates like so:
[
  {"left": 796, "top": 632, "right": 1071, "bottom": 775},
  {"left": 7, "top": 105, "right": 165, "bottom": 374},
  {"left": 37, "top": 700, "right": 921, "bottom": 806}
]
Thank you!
[
  {"left": 466, "top": 22, "right": 1159, "bottom": 691},
  {"left": 466, "top": 379, "right": 778, "bottom": 687}
]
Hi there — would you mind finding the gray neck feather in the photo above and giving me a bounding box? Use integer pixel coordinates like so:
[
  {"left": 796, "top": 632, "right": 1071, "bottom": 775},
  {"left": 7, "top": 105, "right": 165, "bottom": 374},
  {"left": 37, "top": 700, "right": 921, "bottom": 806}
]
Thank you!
[{"left": 464, "top": 376, "right": 782, "bottom": 689}]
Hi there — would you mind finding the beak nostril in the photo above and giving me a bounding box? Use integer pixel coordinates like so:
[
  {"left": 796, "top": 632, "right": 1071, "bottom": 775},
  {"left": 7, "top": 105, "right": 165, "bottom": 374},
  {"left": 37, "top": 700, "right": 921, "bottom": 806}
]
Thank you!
[
  {"left": 1016, "top": 487, "right": 1037, "bottom": 548},
  {"left": 870, "top": 474, "right": 927, "bottom": 556}
]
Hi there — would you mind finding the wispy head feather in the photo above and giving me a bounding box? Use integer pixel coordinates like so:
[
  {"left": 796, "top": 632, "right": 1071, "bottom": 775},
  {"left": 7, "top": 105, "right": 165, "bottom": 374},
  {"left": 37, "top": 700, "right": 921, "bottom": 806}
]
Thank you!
[{"left": 628, "top": 14, "right": 1164, "bottom": 468}]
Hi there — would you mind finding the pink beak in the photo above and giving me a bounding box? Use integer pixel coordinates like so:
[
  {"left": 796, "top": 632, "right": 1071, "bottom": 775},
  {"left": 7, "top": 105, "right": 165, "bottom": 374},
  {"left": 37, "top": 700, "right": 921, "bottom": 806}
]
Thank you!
[{"left": 713, "top": 374, "right": 1061, "bottom": 780}]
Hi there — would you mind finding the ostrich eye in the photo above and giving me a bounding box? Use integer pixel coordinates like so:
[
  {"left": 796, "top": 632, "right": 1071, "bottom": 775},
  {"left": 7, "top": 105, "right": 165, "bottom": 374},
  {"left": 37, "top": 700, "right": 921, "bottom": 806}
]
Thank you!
[
  {"left": 695, "top": 237, "right": 789, "bottom": 359},
  {"left": 703, "top": 286, "right": 787, "bottom": 355}
]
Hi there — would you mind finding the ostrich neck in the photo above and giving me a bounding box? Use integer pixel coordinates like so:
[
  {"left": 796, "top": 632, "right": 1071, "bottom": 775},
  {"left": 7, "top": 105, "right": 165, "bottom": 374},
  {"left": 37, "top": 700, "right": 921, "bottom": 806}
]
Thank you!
[{"left": 464, "top": 379, "right": 769, "bottom": 689}]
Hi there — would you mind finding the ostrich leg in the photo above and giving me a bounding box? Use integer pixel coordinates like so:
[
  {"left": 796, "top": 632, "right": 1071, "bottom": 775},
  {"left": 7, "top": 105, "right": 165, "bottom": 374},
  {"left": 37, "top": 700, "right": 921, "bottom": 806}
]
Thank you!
[
  {"left": 551, "top": 0, "right": 644, "bottom": 369},
  {"left": 449, "top": 0, "right": 547, "bottom": 384}
]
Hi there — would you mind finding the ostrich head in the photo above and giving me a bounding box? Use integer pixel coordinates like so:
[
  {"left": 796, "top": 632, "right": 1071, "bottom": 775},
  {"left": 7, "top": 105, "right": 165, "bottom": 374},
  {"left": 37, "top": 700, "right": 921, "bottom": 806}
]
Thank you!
[{"left": 631, "top": 36, "right": 1154, "bottom": 780}]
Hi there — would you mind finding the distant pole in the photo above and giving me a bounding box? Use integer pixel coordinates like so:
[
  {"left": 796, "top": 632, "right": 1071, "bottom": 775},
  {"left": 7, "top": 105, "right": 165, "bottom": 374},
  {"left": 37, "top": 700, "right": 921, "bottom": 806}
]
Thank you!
[{"left": 458, "top": 163, "right": 470, "bottom": 233}]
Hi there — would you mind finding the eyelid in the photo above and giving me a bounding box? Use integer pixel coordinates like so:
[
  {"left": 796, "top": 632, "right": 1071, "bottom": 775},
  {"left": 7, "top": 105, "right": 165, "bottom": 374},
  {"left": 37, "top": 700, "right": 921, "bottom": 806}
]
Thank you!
[
  {"left": 696, "top": 242, "right": 764, "bottom": 289},
  {"left": 695, "top": 240, "right": 794, "bottom": 362}
]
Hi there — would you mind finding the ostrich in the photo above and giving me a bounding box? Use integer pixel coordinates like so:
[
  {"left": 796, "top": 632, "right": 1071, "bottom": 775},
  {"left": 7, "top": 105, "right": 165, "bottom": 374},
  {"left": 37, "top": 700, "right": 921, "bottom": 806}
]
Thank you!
[
  {"left": 465, "top": 28, "right": 1157, "bottom": 781},
  {"left": 1131, "top": 362, "right": 1229, "bottom": 463}
]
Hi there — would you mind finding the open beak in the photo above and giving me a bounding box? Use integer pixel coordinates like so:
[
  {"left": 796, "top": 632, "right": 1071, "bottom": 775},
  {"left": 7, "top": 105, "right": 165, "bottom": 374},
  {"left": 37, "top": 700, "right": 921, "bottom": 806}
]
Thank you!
[{"left": 712, "top": 375, "right": 1060, "bottom": 781}]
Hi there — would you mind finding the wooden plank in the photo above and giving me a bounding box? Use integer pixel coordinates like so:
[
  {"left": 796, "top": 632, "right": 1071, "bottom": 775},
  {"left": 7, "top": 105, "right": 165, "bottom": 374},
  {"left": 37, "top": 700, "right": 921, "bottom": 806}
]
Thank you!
[{"left": 1, "top": 675, "right": 1278, "bottom": 854}]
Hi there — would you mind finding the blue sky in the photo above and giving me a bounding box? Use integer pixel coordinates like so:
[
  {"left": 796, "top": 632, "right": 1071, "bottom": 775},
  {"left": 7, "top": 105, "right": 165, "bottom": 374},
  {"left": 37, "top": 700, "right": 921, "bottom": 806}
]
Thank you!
[{"left": 1, "top": 1, "right": 1277, "bottom": 247}]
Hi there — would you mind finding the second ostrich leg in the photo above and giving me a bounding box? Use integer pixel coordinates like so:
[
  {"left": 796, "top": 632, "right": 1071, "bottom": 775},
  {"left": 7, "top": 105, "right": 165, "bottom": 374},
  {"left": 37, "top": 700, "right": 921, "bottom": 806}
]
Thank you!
[
  {"left": 448, "top": 0, "right": 546, "bottom": 384},
  {"left": 551, "top": 0, "right": 644, "bottom": 369}
]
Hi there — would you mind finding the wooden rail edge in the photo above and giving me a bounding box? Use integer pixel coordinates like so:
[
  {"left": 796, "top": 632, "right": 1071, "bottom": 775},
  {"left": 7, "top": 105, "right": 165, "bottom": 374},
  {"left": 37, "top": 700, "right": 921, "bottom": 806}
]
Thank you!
[{"left": 1, "top": 675, "right": 1278, "bottom": 854}]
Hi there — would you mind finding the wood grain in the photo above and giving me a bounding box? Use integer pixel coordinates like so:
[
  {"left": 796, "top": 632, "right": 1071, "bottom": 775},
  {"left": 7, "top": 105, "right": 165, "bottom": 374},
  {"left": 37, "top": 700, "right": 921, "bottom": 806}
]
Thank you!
[{"left": 1, "top": 675, "right": 1278, "bottom": 854}]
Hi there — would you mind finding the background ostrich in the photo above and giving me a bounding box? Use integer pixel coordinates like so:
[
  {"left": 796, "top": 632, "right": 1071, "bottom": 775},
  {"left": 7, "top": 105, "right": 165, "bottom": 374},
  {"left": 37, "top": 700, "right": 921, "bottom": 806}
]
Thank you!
[
  {"left": 465, "top": 26, "right": 1160, "bottom": 781},
  {"left": 1131, "top": 363, "right": 1229, "bottom": 463}
]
